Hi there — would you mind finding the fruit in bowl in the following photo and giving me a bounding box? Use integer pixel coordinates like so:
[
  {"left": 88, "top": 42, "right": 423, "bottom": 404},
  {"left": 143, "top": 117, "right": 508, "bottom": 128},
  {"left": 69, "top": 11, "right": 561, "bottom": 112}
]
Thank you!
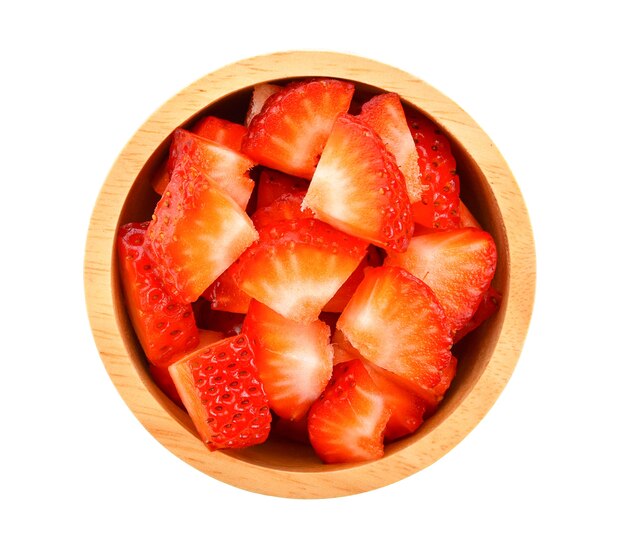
[{"left": 85, "top": 52, "right": 535, "bottom": 498}]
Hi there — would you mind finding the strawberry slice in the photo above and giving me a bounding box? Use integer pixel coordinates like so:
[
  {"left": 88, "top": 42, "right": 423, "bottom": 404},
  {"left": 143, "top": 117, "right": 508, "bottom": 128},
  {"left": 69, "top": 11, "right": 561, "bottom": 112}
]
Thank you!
[
  {"left": 251, "top": 191, "right": 313, "bottom": 230},
  {"left": 385, "top": 228, "right": 498, "bottom": 335},
  {"left": 117, "top": 222, "right": 199, "bottom": 366},
  {"left": 358, "top": 93, "right": 422, "bottom": 205},
  {"left": 241, "top": 78, "right": 354, "bottom": 179},
  {"left": 202, "top": 263, "right": 251, "bottom": 314},
  {"left": 245, "top": 82, "right": 282, "bottom": 126},
  {"left": 190, "top": 116, "right": 247, "bottom": 151},
  {"left": 234, "top": 218, "right": 368, "bottom": 323},
  {"left": 454, "top": 286, "right": 502, "bottom": 342},
  {"left": 308, "top": 359, "right": 391, "bottom": 464},
  {"left": 243, "top": 299, "right": 333, "bottom": 421},
  {"left": 147, "top": 156, "right": 259, "bottom": 303},
  {"left": 336, "top": 266, "right": 452, "bottom": 395},
  {"left": 459, "top": 200, "right": 482, "bottom": 229},
  {"left": 168, "top": 333, "right": 271, "bottom": 450},
  {"left": 302, "top": 114, "right": 413, "bottom": 252},
  {"left": 166, "top": 128, "right": 255, "bottom": 209},
  {"left": 256, "top": 168, "right": 309, "bottom": 209},
  {"left": 406, "top": 111, "right": 461, "bottom": 229}
]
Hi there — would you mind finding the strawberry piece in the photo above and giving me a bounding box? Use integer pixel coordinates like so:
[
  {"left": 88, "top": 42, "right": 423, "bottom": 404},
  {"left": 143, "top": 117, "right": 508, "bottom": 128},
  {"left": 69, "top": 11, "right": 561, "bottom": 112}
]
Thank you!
[
  {"left": 385, "top": 228, "right": 498, "bottom": 335},
  {"left": 151, "top": 162, "right": 171, "bottom": 196},
  {"left": 167, "top": 128, "right": 255, "bottom": 209},
  {"left": 256, "top": 168, "right": 309, "bottom": 209},
  {"left": 308, "top": 359, "right": 391, "bottom": 464},
  {"left": 117, "top": 222, "right": 199, "bottom": 367},
  {"left": 190, "top": 116, "right": 247, "bottom": 151},
  {"left": 202, "top": 264, "right": 251, "bottom": 314},
  {"left": 406, "top": 111, "right": 461, "bottom": 229},
  {"left": 245, "top": 83, "right": 282, "bottom": 126},
  {"left": 454, "top": 286, "right": 502, "bottom": 342},
  {"left": 459, "top": 200, "right": 482, "bottom": 229},
  {"left": 358, "top": 93, "right": 422, "bottom": 205},
  {"left": 241, "top": 79, "right": 354, "bottom": 179},
  {"left": 169, "top": 334, "right": 271, "bottom": 450},
  {"left": 251, "top": 191, "right": 313, "bottom": 229},
  {"left": 336, "top": 266, "right": 452, "bottom": 395},
  {"left": 149, "top": 364, "right": 184, "bottom": 407},
  {"left": 302, "top": 114, "right": 413, "bottom": 252},
  {"left": 234, "top": 218, "right": 368, "bottom": 323},
  {"left": 243, "top": 300, "right": 333, "bottom": 421},
  {"left": 146, "top": 156, "right": 259, "bottom": 303},
  {"left": 322, "top": 245, "right": 382, "bottom": 313}
]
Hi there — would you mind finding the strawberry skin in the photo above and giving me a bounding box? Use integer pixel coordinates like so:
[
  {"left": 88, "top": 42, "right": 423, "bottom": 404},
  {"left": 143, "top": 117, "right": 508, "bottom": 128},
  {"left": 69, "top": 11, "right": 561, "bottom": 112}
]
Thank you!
[
  {"left": 302, "top": 114, "right": 413, "bottom": 252},
  {"left": 147, "top": 156, "right": 259, "bottom": 303},
  {"left": 241, "top": 78, "right": 354, "bottom": 178},
  {"left": 308, "top": 359, "right": 391, "bottom": 463},
  {"left": 117, "top": 222, "right": 199, "bottom": 366},
  {"left": 385, "top": 228, "right": 498, "bottom": 335},
  {"left": 336, "top": 266, "right": 452, "bottom": 395},
  {"left": 406, "top": 111, "right": 461, "bottom": 229},
  {"left": 243, "top": 299, "right": 333, "bottom": 421},
  {"left": 169, "top": 333, "right": 271, "bottom": 450},
  {"left": 234, "top": 218, "right": 369, "bottom": 323},
  {"left": 190, "top": 116, "right": 247, "bottom": 151}
]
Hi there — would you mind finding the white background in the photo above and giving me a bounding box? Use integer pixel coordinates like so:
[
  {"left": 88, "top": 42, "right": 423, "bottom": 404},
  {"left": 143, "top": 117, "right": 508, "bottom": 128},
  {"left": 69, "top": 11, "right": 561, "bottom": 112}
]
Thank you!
[{"left": 2, "top": 1, "right": 624, "bottom": 543}]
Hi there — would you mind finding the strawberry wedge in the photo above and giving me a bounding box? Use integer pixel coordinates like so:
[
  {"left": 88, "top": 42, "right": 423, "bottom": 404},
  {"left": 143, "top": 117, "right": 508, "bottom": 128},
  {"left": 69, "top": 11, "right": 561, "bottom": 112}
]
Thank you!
[
  {"left": 241, "top": 79, "right": 354, "bottom": 179},
  {"left": 190, "top": 115, "right": 247, "bottom": 151},
  {"left": 233, "top": 218, "right": 368, "bottom": 323},
  {"left": 302, "top": 114, "right": 413, "bottom": 252}
]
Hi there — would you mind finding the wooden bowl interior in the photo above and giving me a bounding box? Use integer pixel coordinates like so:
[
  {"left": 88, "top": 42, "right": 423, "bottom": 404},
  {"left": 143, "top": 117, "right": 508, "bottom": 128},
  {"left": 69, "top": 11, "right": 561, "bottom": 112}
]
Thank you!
[{"left": 114, "top": 79, "right": 509, "bottom": 472}]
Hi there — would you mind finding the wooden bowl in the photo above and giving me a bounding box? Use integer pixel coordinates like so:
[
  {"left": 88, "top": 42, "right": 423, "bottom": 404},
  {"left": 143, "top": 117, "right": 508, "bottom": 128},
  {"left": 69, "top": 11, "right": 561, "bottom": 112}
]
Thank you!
[{"left": 84, "top": 51, "right": 535, "bottom": 498}]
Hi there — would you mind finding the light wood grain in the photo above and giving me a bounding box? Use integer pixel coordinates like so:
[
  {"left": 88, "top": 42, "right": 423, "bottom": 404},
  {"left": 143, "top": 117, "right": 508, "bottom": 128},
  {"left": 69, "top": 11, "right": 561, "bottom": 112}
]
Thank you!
[{"left": 84, "top": 51, "right": 535, "bottom": 498}]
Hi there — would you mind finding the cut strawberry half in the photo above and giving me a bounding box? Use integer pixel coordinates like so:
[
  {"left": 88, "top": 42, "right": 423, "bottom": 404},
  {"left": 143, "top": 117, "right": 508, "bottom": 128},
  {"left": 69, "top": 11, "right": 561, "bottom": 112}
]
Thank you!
[
  {"left": 385, "top": 228, "right": 498, "bottom": 335},
  {"left": 117, "top": 222, "right": 199, "bottom": 366},
  {"left": 255, "top": 168, "right": 309, "bottom": 210},
  {"left": 358, "top": 93, "right": 422, "bottom": 204},
  {"left": 406, "top": 111, "right": 461, "bottom": 229},
  {"left": 234, "top": 218, "right": 368, "bottom": 323},
  {"left": 454, "top": 286, "right": 502, "bottom": 342},
  {"left": 241, "top": 78, "right": 354, "bottom": 178},
  {"left": 243, "top": 299, "right": 333, "bottom": 421},
  {"left": 250, "top": 191, "right": 313, "bottom": 230},
  {"left": 190, "top": 116, "right": 247, "bottom": 151},
  {"left": 166, "top": 128, "right": 255, "bottom": 209},
  {"left": 336, "top": 266, "right": 452, "bottom": 395},
  {"left": 168, "top": 333, "right": 271, "bottom": 450},
  {"left": 147, "top": 156, "right": 259, "bottom": 303},
  {"left": 308, "top": 359, "right": 391, "bottom": 464},
  {"left": 302, "top": 114, "right": 413, "bottom": 252},
  {"left": 245, "top": 82, "right": 282, "bottom": 127}
]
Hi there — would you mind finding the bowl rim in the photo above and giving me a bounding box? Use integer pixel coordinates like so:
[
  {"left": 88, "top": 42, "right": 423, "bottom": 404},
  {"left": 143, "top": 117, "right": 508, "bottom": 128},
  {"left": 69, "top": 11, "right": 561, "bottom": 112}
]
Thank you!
[{"left": 84, "top": 50, "right": 535, "bottom": 498}]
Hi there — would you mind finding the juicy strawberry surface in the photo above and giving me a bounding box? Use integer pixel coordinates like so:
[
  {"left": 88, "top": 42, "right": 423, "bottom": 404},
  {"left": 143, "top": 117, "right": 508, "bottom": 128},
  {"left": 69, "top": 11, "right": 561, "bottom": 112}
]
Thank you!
[
  {"left": 202, "top": 263, "right": 251, "bottom": 314},
  {"left": 166, "top": 128, "right": 255, "bottom": 209},
  {"left": 234, "top": 218, "right": 369, "bottom": 323},
  {"left": 168, "top": 334, "right": 271, "bottom": 450},
  {"left": 385, "top": 228, "right": 497, "bottom": 335},
  {"left": 255, "top": 168, "right": 310, "bottom": 210},
  {"left": 359, "top": 93, "right": 422, "bottom": 204},
  {"left": 406, "top": 111, "right": 461, "bottom": 229},
  {"left": 117, "top": 222, "right": 199, "bottom": 367},
  {"left": 241, "top": 79, "right": 354, "bottom": 178},
  {"left": 251, "top": 191, "right": 313, "bottom": 230},
  {"left": 147, "top": 156, "right": 259, "bottom": 303},
  {"left": 302, "top": 114, "right": 413, "bottom": 252},
  {"left": 454, "top": 286, "right": 502, "bottom": 342},
  {"left": 190, "top": 115, "right": 247, "bottom": 151},
  {"left": 336, "top": 266, "right": 452, "bottom": 395},
  {"left": 243, "top": 300, "right": 333, "bottom": 421},
  {"left": 308, "top": 359, "right": 391, "bottom": 464}
]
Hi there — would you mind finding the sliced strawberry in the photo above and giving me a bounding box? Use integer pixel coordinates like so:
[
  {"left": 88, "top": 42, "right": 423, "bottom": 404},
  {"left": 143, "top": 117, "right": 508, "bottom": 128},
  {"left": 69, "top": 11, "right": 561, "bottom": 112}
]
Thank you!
[
  {"left": 146, "top": 156, "right": 258, "bottom": 303},
  {"left": 241, "top": 79, "right": 354, "bottom": 178},
  {"left": 243, "top": 299, "right": 333, "bottom": 421},
  {"left": 385, "top": 228, "right": 497, "bottom": 335},
  {"left": 302, "top": 114, "right": 413, "bottom": 252},
  {"left": 322, "top": 245, "right": 382, "bottom": 313},
  {"left": 459, "top": 200, "right": 482, "bottom": 229},
  {"left": 168, "top": 333, "right": 271, "bottom": 450},
  {"left": 256, "top": 168, "right": 309, "bottom": 209},
  {"left": 251, "top": 191, "right": 313, "bottom": 230},
  {"left": 358, "top": 93, "right": 422, "bottom": 204},
  {"left": 454, "top": 286, "right": 502, "bottom": 342},
  {"left": 336, "top": 266, "right": 452, "bottom": 395},
  {"left": 406, "top": 111, "right": 461, "bottom": 229},
  {"left": 202, "top": 263, "right": 251, "bottom": 314},
  {"left": 190, "top": 116, "right": 247, "bottom": 151},
  {"left": 308, "top": 359, "right": 391, "bottom": 464},
  {"left": 245, "top": 83, "right": 282, "bottom": 126},
  {"left": 151, "top": 161, "right": 171, "bottom": 196},
  {"left": 117, "top": 222, "right": 199, "bottom": 367},
  {"left": 234, "top": 218, "right": 368, "bottom": 323},
  {"left": 166, "top": 128, "right": 255, "bottom": 209}
]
